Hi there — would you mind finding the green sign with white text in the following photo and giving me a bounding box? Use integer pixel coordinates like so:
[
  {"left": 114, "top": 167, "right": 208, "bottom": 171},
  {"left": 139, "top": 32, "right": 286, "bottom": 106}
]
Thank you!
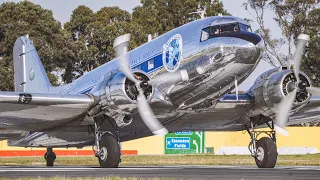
[{"left": 164, "top": 131, "right": 205, "bottom": 154}]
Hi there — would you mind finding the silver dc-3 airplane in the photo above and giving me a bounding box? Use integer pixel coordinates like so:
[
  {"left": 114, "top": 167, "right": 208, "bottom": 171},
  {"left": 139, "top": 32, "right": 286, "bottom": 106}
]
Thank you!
[{"left": 1, "top": 15, "right": 320, "bottom": 168}]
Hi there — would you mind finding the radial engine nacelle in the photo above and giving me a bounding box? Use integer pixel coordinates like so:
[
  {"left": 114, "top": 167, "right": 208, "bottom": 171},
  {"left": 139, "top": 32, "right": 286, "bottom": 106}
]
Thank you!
[
  {"left": 247, "top": 67, "right": 311, "bottom": 118},
  {"left": 88, "top": 70, "right": 154, "bottom": 128}
]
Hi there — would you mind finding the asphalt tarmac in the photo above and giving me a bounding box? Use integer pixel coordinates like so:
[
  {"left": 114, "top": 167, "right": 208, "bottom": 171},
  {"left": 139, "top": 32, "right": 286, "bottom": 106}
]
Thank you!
[{"left": 0, "top": 165, "right": 320, "bottom": 179}]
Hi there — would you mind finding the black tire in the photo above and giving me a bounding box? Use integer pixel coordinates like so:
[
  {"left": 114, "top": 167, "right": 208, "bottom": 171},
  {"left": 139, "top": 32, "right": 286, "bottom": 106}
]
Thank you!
[
  {"left": 44, "top": 152, "right": 56, "bottom": 167},
  {"left": 255, "top": 137, "right": 277, "bottom": 168},
  {"left": 98, "top": 135, "right": 121, "bottom": 168}
]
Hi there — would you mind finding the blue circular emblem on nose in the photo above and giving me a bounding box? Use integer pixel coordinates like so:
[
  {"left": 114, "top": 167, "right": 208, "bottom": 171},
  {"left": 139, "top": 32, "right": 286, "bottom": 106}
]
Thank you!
[{"left": 163, "top": 34, "right": 183, "bottom": 72}]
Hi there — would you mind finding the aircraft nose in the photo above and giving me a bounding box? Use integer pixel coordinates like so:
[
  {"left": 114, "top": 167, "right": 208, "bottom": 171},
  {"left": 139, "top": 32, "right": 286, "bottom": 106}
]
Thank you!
[
  {"left": 227, "top": 32, "right": 264, "bottom": 46},
  {"left": 233, "top": 33, "right": 264, "bottom": 65},
  {"left": 227, "top": 32, "right": 263, "bottom": 46},
  {"left": 233, "top": 46, "right": 263, "bottom": 64},
  {"left": 245, "top": 33, "right": 262, "bottom": 45}
]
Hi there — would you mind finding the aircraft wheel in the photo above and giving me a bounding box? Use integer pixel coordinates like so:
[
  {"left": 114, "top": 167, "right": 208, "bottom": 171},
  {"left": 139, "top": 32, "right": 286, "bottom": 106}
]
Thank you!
[
  {"left": 98, "top": 135, "right": 120, "bottom": 168},
  {"left": 255, "top": 137, "right": 277, "bottom": 168},
  {"left": 44, "top": 148, "right": 56, "bottom": 167}
]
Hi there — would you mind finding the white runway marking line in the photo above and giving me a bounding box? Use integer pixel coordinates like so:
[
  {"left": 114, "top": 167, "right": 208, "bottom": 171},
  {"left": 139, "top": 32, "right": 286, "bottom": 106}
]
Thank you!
[
  {"left": 275, "top": 166, "right": 320, "bottom": 170},
  {"left": 0, "top": 166, "right": 319, "bottom": 172},
  {"left": 0, "top": 167, "right": 181, "bottom": 172},
  {"left": 173, "top": 165, "right": 320, "bottom": 170}
]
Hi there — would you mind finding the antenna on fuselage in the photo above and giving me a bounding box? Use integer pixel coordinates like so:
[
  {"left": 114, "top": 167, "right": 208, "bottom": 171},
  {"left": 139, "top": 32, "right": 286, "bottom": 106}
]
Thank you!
[
  {"left": 189, "top": 7, "right": 206, "bottom": 19},
  {"left": 147, "top": 34, "right": 152, "bottom": 42}
]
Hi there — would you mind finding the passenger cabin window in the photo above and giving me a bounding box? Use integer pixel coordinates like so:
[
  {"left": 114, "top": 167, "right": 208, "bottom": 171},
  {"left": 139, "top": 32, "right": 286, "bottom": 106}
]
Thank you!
[{"left": 148, "top": 59, "right": 154, "bottom": 70}]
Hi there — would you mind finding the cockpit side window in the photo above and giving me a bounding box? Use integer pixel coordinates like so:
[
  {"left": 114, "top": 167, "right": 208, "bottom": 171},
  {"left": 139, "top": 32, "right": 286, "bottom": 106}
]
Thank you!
[
  {"left": 201, "top": 27, "right": 210, "bottom": 42},
  {"left": 210, "top": 26, "right": 220, "bottom": 36},
  {"left": 239, "top": 23, "right": 252, "bottom": 32}
]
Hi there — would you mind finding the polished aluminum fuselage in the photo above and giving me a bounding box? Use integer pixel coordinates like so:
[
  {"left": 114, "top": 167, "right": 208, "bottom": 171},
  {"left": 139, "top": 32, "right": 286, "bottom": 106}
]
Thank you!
[
  {"left": 64, "top": 16, "right": 262, "bottom": 108},
  {"left": 3, "top": 16, "right": 266, "bottom": 147}
]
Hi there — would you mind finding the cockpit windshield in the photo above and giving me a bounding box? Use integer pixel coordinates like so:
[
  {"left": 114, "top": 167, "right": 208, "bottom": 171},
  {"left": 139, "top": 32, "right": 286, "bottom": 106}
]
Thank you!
[
  {"left": 220, "top": 23, "right": 239, "bottom": 34},
  {"left": 239, "top": 23, "right": 252, "bottom": 32},
  {"left": 201, "top": 23, "right": 252, "bottom": 42}
]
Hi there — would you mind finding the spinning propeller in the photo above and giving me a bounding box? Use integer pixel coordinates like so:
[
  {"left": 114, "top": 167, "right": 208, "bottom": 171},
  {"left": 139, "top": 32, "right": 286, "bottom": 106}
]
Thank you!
[
  {"left": 275, "top": 34, "right": 319, "bottom": 136},
  {"left": 113, "top": 34, "right": 189, "bottom": 135}
]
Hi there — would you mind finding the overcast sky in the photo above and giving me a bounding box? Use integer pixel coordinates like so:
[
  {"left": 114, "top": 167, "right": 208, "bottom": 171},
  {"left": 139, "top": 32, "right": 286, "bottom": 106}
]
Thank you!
[
  {"left": 1, "top": 0, "right": 282, "bottom": 38},
  {"left": 0, "top": 0, "right": 279, "bottom": 90}
]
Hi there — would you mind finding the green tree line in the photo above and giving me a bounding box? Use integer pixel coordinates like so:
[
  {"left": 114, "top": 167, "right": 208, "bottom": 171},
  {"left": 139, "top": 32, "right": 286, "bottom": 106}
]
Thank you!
[{"left": 0, "top": 0, "right": 319, "bottom": 91}]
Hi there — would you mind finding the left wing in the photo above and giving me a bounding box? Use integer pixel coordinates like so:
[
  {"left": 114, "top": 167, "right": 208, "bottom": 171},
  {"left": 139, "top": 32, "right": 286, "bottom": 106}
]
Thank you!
[{"left": 0, "top": 92, "right": 94, "bottom": 131}]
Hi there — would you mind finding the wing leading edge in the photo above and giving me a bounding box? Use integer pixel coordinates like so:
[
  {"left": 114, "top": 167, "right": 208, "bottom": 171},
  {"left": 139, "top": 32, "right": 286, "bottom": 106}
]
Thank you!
[{"left": 0, "top": 92, "right": 94, "bottom": 131}]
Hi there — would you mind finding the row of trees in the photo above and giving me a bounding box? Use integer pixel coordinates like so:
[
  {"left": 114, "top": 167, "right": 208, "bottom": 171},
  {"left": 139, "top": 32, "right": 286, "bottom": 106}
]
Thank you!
[{"left": 0, "top": 0, "right": 319, "bottom": 90}]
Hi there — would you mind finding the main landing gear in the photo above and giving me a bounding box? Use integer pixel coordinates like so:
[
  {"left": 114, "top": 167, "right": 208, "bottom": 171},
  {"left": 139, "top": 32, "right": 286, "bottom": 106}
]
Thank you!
[
  {"left": 92, "top": 122, "right": 121, "bottom": 168},
  {"left": 44, "top": 147, "right": 56, "bottom": 167},
  {"left": 245, "top": 121, "right": 278, "bottom": 168}
]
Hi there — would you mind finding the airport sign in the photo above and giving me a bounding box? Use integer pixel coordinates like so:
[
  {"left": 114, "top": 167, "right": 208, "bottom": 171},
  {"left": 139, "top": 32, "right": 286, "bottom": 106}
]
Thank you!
[
  {"left": 164, "top": 131, "right": 205, "bottom": 154},
  {"left": 175, "top": 131, "right": 193, "bottom": 135},
  {"left": 166, "top": 137, "right": 190, "bottom": 149}
]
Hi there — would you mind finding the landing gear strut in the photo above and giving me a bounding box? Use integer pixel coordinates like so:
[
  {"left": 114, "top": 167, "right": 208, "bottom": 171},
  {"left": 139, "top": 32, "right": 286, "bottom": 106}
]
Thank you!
[
  {"left": 245, "top": 121, "right": 278, "bottom": 168},
  {"left": 92, "top": 122, "right": 121, "bottom": 168},
  {"left": 44, "top": 147, "right": 56, "bottom": 167}
]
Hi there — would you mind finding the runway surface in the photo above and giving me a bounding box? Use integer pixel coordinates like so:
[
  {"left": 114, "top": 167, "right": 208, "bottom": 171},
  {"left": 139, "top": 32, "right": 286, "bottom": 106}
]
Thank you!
[{"left": 0, "top": 165, "right": 320, "bottom": 179}]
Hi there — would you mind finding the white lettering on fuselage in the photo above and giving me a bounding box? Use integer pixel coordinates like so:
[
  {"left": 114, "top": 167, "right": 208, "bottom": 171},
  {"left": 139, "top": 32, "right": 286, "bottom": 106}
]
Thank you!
[{"left": 130, "top": 50, "right": 155, "bottom": 67}]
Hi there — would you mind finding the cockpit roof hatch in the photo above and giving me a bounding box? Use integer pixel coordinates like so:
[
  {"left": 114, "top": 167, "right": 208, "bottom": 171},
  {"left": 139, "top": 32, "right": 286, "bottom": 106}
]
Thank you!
[{"left": 211, "top": 16, "right": 250, "bottom": 26}]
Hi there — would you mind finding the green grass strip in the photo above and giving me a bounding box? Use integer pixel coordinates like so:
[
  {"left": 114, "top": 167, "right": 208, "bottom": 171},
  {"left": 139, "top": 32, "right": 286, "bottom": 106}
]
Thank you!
[{"left": 0, "top": 154, "right": 319, "bottom": 166}]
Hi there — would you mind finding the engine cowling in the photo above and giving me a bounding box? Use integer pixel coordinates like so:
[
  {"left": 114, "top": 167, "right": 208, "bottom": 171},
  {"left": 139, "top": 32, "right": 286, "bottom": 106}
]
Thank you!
[
  {"left": 247, "top": 67, "right": 311, "bottom": 118},
  {"left": 89, "top": 70, "right": 154, "bottom": 127},
  {"left": 106, "top": 71, "right": 153, "bottom": 110}
]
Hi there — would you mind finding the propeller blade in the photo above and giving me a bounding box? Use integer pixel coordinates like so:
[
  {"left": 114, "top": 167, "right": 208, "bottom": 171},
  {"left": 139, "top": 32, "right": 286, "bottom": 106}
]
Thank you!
[
  {"left": 274, "top": 125, "right": 289, "bottom": 137},
  {"left": 149, "top": 70, "right": 189, "bottom": 86},
  {"left": 113, "top": 34, "right": 139, "bottom": 84},
  {"left": 306, "top": 87, "right": 320, "bottom": 96},
  {"left": 235, "top": 77, "right": 239, "bottom": 101},
  {"left": 275, "top": 89, "right": 297, "bottom": 136},
  {"left": 292, "top": 34, "right": 310, "bottom": 82},
  {"left": 274, "top": 34, "right": 310, "bottom": 136},
  {"left": 137, "top": 91, "right": 168, "bottom": 135}
]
